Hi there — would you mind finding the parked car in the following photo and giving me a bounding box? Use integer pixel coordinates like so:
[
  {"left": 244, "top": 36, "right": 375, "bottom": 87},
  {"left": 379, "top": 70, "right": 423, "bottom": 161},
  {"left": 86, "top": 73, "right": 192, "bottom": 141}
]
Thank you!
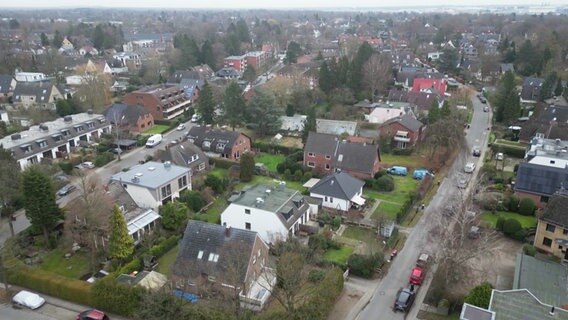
[
  {"left": 77, "top": 309, "right": 110, "bottom": 320},
  {"left": 86, "top": 270, "right": 109, "bottom": 283},
  {"left": 110, "top": 148, "right": 123, "bottom": 155},
  {"left": 57, "top": 184, "right": 76, "bottom": 197},
  {"left": 477, "top": 94, "right": 487, "bottom": 104},
  {"left": 408, "top": 253, "right": 430, "bottom": 286},
  {"left": 464, "top": 162, "right": 476, "bottom": 173},
  {"left": 75, "top": 161, "right": 95, "bottom": 169},
  {"left": 191, "top": 114, "right": 201, "bottom": 123},
  {"left": 146, "top": 134, "right": 163, "bottom": 148},
  {"left": 496, "top": 152, "right": 504, "bottom": 161},
  {"left": 387, "top": 166, "right": 408, "bottom": 176},
  {"left": 458, "top": 178, "right": 468, "bottom": 189},
  {"left": 12, "top": 290, "right": 46, "bottom": 310},
  {"left": 472, "top": 146, "right": 481, "bottom": 157},
  {"left": 412, "top": 169, "right": 432, "bottom": 180},
  {"left": 483, "top": 106, "right": 489, "bottom": 112},
  {"left": 176, "top": 124, "right": 185, "bottom": 131},
  {"left": 393, "top": 288, "right": 415, "bottom": 313}
]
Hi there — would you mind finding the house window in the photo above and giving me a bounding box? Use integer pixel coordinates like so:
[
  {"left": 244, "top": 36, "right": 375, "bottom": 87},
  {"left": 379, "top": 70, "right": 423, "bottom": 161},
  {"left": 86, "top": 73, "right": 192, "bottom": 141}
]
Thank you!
[
  {"left": 178, "top": 175, "right": 188, "bottom": 189},
  {"left": 245, "top": 222, "right": 251, "bottom": 230},
  {"left": 325, "top": 155, "right": 331, "bottom": 159},
  {"left": 546, "top": 224, "right": 556, "bottom": 233},
  {"left": 208, "top": 253, "right": 219, "bottom": 262},
  {"left": 541, "top": 196, "right": 549, "bottom": 203},
  {"left": 330, "top": 197, "right": 333, "bottom": 203},
  {"left": 563, "top": 228, "right": 568, "bottom": 236},
  {"left": 198, "top": 162, "right": 206, "bottom": 171},
  {"left": 245, "top": 209, "right": 251, "bottom": 214},
  {"left": 542, "top": 237, "right": 552, "bottom": 247},
  {"left": 307, "top": 161, "right": 315, "bottom": 168},
  {"left": 308, "top": 152, "right": 315, "bottom": 157},
  {"left": 161, "top": 184, "right": 172, "bottom": 198},
  {"left": 325, "top": 196, "right": 328, "bottom": 202},
  {"left": 325, "top": 164, "right": 331, "bottom": 170}
]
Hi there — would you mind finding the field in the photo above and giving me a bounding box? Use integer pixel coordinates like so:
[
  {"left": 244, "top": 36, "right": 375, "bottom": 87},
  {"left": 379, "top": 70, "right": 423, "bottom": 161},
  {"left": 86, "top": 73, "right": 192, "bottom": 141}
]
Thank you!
[
  {"left": 40, "top": 249, "right": 90, "bottom": 279},
  {"left": 480, "top": 211, "right": 537, "bottom": 229},
  {"left": 340, "top": 226, "right": 382, "bottom": 255},
  {"left": 255, "top": 153, "right": 286, "bottom": 172},
  {"left": 143, "top": 125, "right": 171, "bottom": 135}
]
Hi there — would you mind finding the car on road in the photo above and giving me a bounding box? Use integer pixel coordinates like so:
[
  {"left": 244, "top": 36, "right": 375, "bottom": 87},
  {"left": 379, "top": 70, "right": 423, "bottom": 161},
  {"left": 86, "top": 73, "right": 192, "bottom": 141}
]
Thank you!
[
  {"left": 191, "top": 114, "right": 201, "bottom": 122},
  {"left": 75, "top": 161, "right": 95, "bottom": 169},
  {"left": 483, "top": 106, "right": 489, "bottom": 112},
  {"left": 393, "top": 288, "right": 415, "bottom": 313},
  {"left": 477, "top": 94, "right": 487, "bottom": 104},
  {"left": 110, "top": 148, "right": 123, "bottom": 155},
  {"left": 57, "top": 184, "right": 76, "bottom": 197},
  {"left": 176, "top": 124, "right": 185, "bottom": 131},
  {"left": 77, "top": 309, "right": 109, "bottom": 320},
  {"left": 458, "top": 177, "right": 468, "bottom": 189},
  {"left": 472, "top": 146, "right": 481, "bottom": 157},
  {"left": 464, "top": 162, "right": 476, "bottom": 173},
  {"left": 12, "top": 290, "right": 46, "bottom": 310}
]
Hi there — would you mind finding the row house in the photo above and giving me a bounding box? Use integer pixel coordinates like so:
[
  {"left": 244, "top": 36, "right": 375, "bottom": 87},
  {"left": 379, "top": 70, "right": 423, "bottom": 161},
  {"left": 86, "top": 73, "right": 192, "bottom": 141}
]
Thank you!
[
  {"left": 0, "top": 112, "right": 111, "bottom": 170},
  {"left": 123, "top": 85, "right": 191, "bottom": 120}
]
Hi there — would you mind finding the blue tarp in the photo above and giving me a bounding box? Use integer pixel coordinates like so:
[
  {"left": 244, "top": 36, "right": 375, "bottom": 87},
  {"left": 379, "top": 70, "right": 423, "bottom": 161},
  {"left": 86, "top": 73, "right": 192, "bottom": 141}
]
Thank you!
[{"left": 173, "top": 289, "right": 198, "bottom": 303}]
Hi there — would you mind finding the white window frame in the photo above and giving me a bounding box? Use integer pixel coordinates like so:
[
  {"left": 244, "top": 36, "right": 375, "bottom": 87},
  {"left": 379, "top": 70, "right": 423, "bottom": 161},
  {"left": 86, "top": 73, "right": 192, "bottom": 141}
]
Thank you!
[
  {"left": 308, "top": 152, "right": 315, "bottom": 157},
  {"left": 307, "top": 161, "right": 315, "bottom": 168}
]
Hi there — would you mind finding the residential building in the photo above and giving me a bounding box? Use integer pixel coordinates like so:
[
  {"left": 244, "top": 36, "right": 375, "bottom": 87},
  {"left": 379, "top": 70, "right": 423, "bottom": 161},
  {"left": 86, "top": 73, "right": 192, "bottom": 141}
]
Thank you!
[
  {"left": 123, "top": 85, "right": 192, "bottom": 120},
  {"left": 171, "top": 220, "right": 275, "bottom": 310},
  {"left": 518, "top": 105, "right": 568, "bottom": 143},
  {"left": 110, "top": 161, "right": 191, "bottom": 211},
  {"left": 514, "top": 162, "right": 568, "bottom": 208},
  {"left": 103, "top": 103, "right": 154, "bottom": 133},
  {"left": 388, "top": 89, "right": 441, "bottom": 113},
  {"left": 304, "top": 132, "right": 381, "bottom": 180},
  {"left": 15, "top": 71, "right": 49, "bottom": 82},
  {"left": 221, "top": 183, "right": 312, "bottom": 244},
  {"left": 187, "top": 126, "right": 251, "bottom": 161},
  {"left": 309, "top": 172, "right": 366, "bottom": 212},
  {"left": 521, "top": 77, "right": 544, "bottom": 102},
  {"left": 460, "top": 303, "right": 495, "bottom": 320},
  {"left": 535, "top": 191, "right": 568, "bottom": 260},
  {"left": 103, "top": 59, "right": 129, "bottom": 75},
  {"left": 79, "top": 46, "right": 99, "bottom": 56},
  {"left": 500, "top": 63, "right": 514, "bottom": 74},
  {"left": 179, "top": 78, "right": 202, "bottom": 102},
  {"left": 478, "top": 289, "right": 568, "bottom": 320},
  {"left": 412, "top": 78, "right": 447, "bottom": 97},
  {"left": 368, "top": 104, "right": 409, "bottom": 124},
  {"left": 113, "top": 52, "right": 142, "bottom": 69},
  {"left": 224, "top": 55, "right": 247, "bottom": 73},
  {"left": 512, "top": 254, "right": 568, "bottom": 305},
  {"left": 0, "top": 112, "right": 111, "bottom": 170},
  {"left": 154, "top": 140, "right": 209, "bottom": 175},
  {"left": 379, "top": 113, "right": 424, "bottom": 149},
  {"left": 316, "top": 119, "right": 358, "bottom": 136},
  {"left": 192, "top": 64, "right": 215, "bottom": 80},
  {"left": 525, "top": 135, "right": 568, "bottom": 161},
  {"left": 0, "top": 75, "right": 16, "bottom": 100},
  {"left": 12, "top": 82, "right": 63, "bottom": 109},
  {"left": 0, "top": 109, "right": 9, "bottom": 123},
  {"left": 245, "top": 51, "right": 269, "bottom": 71},
  {"left": 216, "top": 67, "right": 241, "bottom": 79}
]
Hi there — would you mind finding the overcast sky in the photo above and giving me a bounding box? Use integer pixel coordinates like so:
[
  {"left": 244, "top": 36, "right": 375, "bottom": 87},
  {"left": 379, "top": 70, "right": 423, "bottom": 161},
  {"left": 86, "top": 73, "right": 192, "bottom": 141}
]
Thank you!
[{"left": 1, "top": 0, "right": 564, "bottom": 9}]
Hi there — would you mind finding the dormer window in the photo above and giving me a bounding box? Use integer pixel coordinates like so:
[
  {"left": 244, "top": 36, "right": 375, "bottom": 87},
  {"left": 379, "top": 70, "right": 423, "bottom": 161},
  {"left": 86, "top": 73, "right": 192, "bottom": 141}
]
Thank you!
[
  {"left": 208, "top": 253, "right": 219, "bottom": 262},
  {"left": 197, "top": 250, "right": 204, "bottom": 259},
  {"left": 20, "top": 144, "right": 32, "bottom": 153},
  {"left": 36, "top": 139, "right": 47, "bottom": 148},
  {"left": 86, "top": 121, "right": 95, "bottom": 128},
  {"left": 74, "top": 125, "right": 84, "bottom": 132}
]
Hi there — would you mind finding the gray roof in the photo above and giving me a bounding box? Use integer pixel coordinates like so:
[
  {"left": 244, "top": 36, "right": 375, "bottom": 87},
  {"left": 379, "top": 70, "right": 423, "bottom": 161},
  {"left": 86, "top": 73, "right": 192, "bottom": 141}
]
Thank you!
[
  {"left": 310, "top": 172, "right": 364, "bottom": 200},
  {"left": 0, "top": 113, "right": 110, "bottom": 160},
  {"left": 228, "top": 184, "right": 309, "bottom": 228},
  {"left": 461, "top": 303, "right": 495, "bottom": 320},
  {"left": 304, "top": 132, "right": 341, "bottom": 155},
  {"left": 514, "top": 162, "right": 568, "bottom": 196},
  {"left": 490, "top": 289, "right": 568, "bottom": 320},
  {"left": 500, "top": 63, "right": 514, "bottom": 73},
  {"left": 216, "top": 67, "right": 241, "bottom": 78},
  {"left": 0, "top": 75, "right": 14, "bottom": 94},
  {"left": 171, "top": 220, "right": 259, "bottom": 283},
  {"left": 513, "top": 254, "right": 568, "bottom": 307},
  {"left": 13, "top": 81, "right": 58, "bottom": 103},
  {"left": 316, "top": 119, "right": 357, "bottom": 136},
  {"left": 187, "top": 126, "right": 249, "bottom": 155},
  {"left": 111, "top": 161, "right": 190, "bottom": 190},
  {"left": 383, "top": 113, "right": 423, "bottom": 132},
  {"left": 179, "top": 78, "right": 204, "bottom": 97},
  {"left": 103, "top": 103, "right": 150, "bottom": 127},
  {"left": 541, "top": 191, "right": 568, "bottom": 228},
  {"left": 155, "top": 141, "right": 209, "bottom": 173},
  {"left": 168, "top": 70, "right": 201, "bottom": 83}
]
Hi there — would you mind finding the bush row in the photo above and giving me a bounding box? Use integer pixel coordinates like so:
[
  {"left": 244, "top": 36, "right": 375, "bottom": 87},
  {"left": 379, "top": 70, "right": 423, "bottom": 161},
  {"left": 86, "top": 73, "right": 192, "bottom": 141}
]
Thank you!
[
  {"left": 92, "top": 277, "right": 146, "bottom": 316},
  {"left": 252, "top": 141, "right": 303, "bottom": 155},
  {"left": 209, "top": 157, "right": 238, "bottom": 169},
  {"left": 491, "top": 143, "right": 526, "bottom": 158},
  {"left": 396, "top": 193, "right": 416, "bottom": 223},
  {"left": 347, "top": 253, "right": 383, "bottom": 278},
  {"left": 149, "top": 235, "right": 181, "bottom": 258}
]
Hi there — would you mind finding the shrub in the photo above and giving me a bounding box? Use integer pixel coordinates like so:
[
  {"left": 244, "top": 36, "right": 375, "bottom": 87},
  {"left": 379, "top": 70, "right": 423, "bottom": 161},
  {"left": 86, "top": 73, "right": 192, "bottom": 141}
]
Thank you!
[
  {"left": 205, "top": 174, "right": 226, "bottom": 193},
  {"left": 374, "top": 175, "right": 395, "bottom": 192},
  {"left": 507, "top": 195, "right": 520, "bottom": 212},
  {"left": 293, "top": 169, "right": 303, "bottom": 181},
  {"left": 92, "top": 277, "right": 146, "bottom": 316},
  {"left": 239, "top": 153, "right": 255, "bottom": 182},
  {"left": 58, "top": 161, "right": 74, "bottom": 174},
  {"left": 118, "top": 257, "right": 143, "bottom": 274},
  {"left": 502, "top": 219, "right": 522, "bottom": 238},
  {"left": 513, "top": 229, "right": 527, "bottom": 241},
  {"left": 464, "top": 282, "right": 493, "bottom": 309},
  {"left": 149, "top": 235, "right": 181, "bottom": 258},
  {"left": 495, "top": 217, "right": 506, "bottom": 231},
  {"left": 347, "top": 254, "right": 383, "bottom": 278},
  {"left": 208, "top": 157, "right": 236, "bottom": 169},
  {"left": 308, "top": 270, "right": 326, "bottom": 283},
  {"left": 392, "top": 148, "right": 413, "bottom": 156},
  {"left": 94, "top": 152, "right": 114, "bottom": 167},
  {"left": 283, "top": 169, "right": 293, "bottom": 181},
  {"left": 385, "top": 227, "right": 399, "bottom": 247},
  {"left": 332, "top": 216, "right": 341, "bottom": 230},
  {"left": 518, "top": 198, "right": 536, "bottom": 216},
  {"left": 288, "top": 150, "right": 304, "bottom": 162},
  {"left": 302, "top": 171, "right": 313, "bottom": 182},
  {"left": 374, "top": 170, "right": 388, "bottom": 179},
  {"left": 179, "top": 190, "right": 205, "bottom": 212},
  {"left": 523, "top": 244, "right": 536, "bottom": 257},
  {"left": 277, "top": 158, "right": 305, "bottom": 175}
]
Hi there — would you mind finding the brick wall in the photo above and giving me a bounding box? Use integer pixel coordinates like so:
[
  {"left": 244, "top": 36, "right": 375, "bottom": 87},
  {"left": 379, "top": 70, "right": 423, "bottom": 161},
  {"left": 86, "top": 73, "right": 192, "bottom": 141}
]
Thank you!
[
  {"left": 123, "top": 93, "right": 163, "bottom": 120},
  {"left": 229, "top": 134, "right": 251, "bottom": 161}
]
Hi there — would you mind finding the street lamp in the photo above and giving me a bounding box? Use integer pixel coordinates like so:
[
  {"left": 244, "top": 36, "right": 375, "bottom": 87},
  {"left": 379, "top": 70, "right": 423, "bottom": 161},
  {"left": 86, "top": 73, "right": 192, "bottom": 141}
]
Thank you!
[{"left": 115, "top": 114, "right": 125, "bottom": 161}]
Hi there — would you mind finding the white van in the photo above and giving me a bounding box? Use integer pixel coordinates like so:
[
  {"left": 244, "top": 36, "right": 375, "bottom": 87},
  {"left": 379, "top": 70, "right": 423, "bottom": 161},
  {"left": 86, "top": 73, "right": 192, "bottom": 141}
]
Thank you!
[{"left": 145, "top": 134, "right": 163, "bottom": 148}]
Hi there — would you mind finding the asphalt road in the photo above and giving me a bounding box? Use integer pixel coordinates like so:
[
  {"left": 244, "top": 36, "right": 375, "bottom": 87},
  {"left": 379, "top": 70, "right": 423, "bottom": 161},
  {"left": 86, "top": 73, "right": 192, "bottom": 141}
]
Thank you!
[{"left": 357, "top": 90, "right": 492, "bottom": 320}]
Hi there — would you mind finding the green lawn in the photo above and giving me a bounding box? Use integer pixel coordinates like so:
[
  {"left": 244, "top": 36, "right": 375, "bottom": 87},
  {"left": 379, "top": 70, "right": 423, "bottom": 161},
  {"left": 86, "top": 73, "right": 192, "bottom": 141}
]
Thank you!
[
  {"left": 364, "top": 176, "right": 418, "bottom": 204},
  {"left": 209, "top": 168, "right": 228, "bottom": 178},
  {"left": 143, "top": 125, "right": 171, "bottom": 135},
  {"left": 371, "top": 201, "right": 402, "bottom": 220},
  {"left": 480, "top": 211, "right": 537, "bottom": 229},
  {"left": 199, "top": 197, "right": 228, "bottom": 223},
  {"left": 40, "top": 249, "right": 90, "bottom": 279},
  {"left": 255, "top": 153, "right": 286, "bottom": 172},
  {"left": 156, "top": 244, "right": 179, "bottom": 276},
  {"left": 324, "top": 246, "right": 353, "bottom": 265},
  {"left": 341, "top": 226, "right": 382, "bottom": 254},
  {"left": 380, "top": 154, "right": 424, "bottom": 168}
]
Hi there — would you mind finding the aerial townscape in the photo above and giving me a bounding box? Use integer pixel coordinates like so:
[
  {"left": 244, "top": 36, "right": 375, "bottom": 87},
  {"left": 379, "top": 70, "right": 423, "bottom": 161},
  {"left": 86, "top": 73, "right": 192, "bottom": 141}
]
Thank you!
[{"left": 0, "top": 1, "right": 568, "bottom": 320}]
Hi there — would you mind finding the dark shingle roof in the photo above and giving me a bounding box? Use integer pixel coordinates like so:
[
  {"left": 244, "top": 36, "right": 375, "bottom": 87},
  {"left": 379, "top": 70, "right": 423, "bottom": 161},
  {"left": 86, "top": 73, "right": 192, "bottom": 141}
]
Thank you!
[
  {"left": 310, "top": 172, "right": 364, "bottom": 200},
  {"left": 518, "top": 104, "right": 568, "bottom": 142},
  {"left": 541, "top": 191, "right": 568, "bottom": 228},
  {"left": 168, "top": 70, "right": 201, "bottom": 84},
  {"left": 335, "top": 140, "right": 379, "bottom": 174},
  {"left": 0, "top": 75, "right": 14, "bottom": 94},
  {"left": 216, "top": 67, "right": 241, "bottom": 78},
  {"left": 13, "top": 81, "right": 56, "bottom": 103},
  {"left": 103, "top": 103, "right": 150, "bottom": 126},
  {"left": 171, "top": 221, "right": 258, "bottom": 282},
  {"left": 383, "top": 113, "right": 423, "bottom": 132},
  {"left": 188, "top": 126, "right": 248, "bottom": 155},
  {"left": 304, "top": 132, "right": 340, "bottom": 155},
  {"left": 155, "top": 141, "right": 208, "bottom": 173},
  {"left": 514, "top": 162, "right": 568, "bottom": 196}
]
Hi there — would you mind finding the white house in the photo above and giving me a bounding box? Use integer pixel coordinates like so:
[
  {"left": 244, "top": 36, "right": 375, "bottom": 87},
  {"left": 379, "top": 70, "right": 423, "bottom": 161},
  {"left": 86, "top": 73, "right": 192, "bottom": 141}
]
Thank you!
[
  {"left": 0, "top": 113, "right": 111, "bottom": 170},
  {"left": 15, "top": 72, "right": 49, "bottom": 82},
  {"left": 111, "top": 161, "right": 191, "bottom": 211},
  {"left": 221, "top": 183, "right": 311, "bottom": 244},
  {"left": 309, "top": 172, "right": 366, "bottom": 212},
  {"left": 368, "top": 105, "right": 407, "bottom": 124}
]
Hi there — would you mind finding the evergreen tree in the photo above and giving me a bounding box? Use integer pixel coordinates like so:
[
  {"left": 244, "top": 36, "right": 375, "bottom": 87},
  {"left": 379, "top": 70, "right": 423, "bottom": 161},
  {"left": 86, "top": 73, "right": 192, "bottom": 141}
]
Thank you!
[
  {"left": 439, "top": 48, "right": 459, "bottom": 72},
  {"left": 108, "top": 205, "right": 134, "bottom": 260},
  {"left": 440, "top": 100, "right": 452, "bottom": 118},
  {"left": 495, "top": 71, "right": 518, "bottom": 123},
  {"left": 0, "top": 147, "right": 20, "bottom": 218},
  {"left": 302, "top": 107, "right": 317, "bottom": 143},
  {"left": 336, "top": 56, "right": 350, "bottom": 86},
  {"left": 197, "top": 81, "right": 216, "bottom": 124},
  {"left": 540, "top": 72, "right": 558, "bottom": 101},
  {"left": 236, "top": 19, "right": 251, "bottom": 43},
  {"left": 222, "top": 81, "right": 245, "bottom": 130},
  {"left": 200, "top": 40, "right": 216, "bottom": 69},
  {"left": 555, "top": 76, "right": 564, "bottom": 97},
  {"left": 159, "top": 202, "right": 188, "bottom": 231},
  {"left": 285, "top": 41, "right": 302, "bottom": 64},
  {"left": 93, "top": 25, "right": 105, "bottom": 50},
  {"left": 318, "top": 61, "right": 334, "bottom": 94},
  {"left": 242, "top": 65, "right": 257, "bottom": 83},
  {"left": 248, "top": 91, "right": 282, "bottom": 136},
  {"left": 428, "top": 99, "right": 441, "bottom": 124},
  {"left": 53, "top": 30, "right": 63, "bottom": 48},
  {"left": 348, "top": 42, "right": 374, "bottom": 93},
  {"left": 40, "top": 32, "right": 49, "bottom": 46},
  {"left": 22, "top": 166, "right": 63, "bottom": 248},
  {"left": 239, "top": 152, "right": 255, "bottom": 182}
]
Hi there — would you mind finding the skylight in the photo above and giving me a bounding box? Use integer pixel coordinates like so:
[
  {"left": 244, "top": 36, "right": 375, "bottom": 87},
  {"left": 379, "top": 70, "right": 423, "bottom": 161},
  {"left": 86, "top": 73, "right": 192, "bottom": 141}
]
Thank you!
[{"left": 197, "top": 250, "right": 204, "bottom": 259}]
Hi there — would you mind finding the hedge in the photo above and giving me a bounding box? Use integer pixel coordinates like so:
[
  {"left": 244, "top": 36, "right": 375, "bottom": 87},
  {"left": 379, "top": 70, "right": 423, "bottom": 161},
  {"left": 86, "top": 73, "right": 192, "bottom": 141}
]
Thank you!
[
  {"left": 92, "top": 277, "right": 146, "bottom": 316},
  {"left": 491, "top": 143, "right": 526, "bottom": 158},
  {"left": 396, "top": 192, "right": 416, "bottom": 223},
  {"left": 149, "top": 235, "right": 181, "bottom": 258},
  {"left": 252, "top": 141, "right": 302, "bottom": 155},
  {"left": 209, "top": 157, "right": 238, "bottom": 169}
]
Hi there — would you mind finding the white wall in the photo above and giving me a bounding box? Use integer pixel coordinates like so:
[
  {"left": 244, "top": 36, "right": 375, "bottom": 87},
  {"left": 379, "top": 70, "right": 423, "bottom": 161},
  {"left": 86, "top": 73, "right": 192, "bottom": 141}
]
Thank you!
[
  {"left": 310, "top": 192, "right": 350, "bottom": 211},
  {"left": 221, "top": 204, "right": 289, "bottom": 244},
  {"left": 123, "top": 184, "right": 160, "bottom": 210}
]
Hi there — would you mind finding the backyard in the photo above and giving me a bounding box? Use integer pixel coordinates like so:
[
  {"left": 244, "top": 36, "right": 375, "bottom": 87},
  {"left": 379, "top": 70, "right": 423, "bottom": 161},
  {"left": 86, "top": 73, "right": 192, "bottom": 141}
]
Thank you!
[
  {"left": 366, "top": 176, "right": 418, "bottom": 221},
  {"left": 255, "top": 153, "right": 286, "bottom": 172},
  {"left": 143, "top": 124, "right": 171, "bottom": 135},
  {"left": 380, "top": 154, "right": 425, "bottom": 169},
  {"left": 339, "top": 226, "right": 382, "bottom": 255},
  {"left": 39, "top": 248, "right": 90, "bottom": 279},
  {"left": 480, "top": 211, "right": 537, "bottom": 229},
  {"left": 323, "top": 246, "right": 353, "bottom": 265},
  {"left": 156, "top": 244, "right": 180, "bottom": 276}
]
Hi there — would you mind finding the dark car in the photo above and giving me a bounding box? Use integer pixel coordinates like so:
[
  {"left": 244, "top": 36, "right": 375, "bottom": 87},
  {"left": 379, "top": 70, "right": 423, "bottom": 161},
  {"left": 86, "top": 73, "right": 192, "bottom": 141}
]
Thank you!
[
  {"left": 57, "top": 184, "right": 76, "bottom": 197},
  {"left": 477, "top": 94, "right": 487, "bottom": 104},
  {"left": 394, "top": 288, "right": 416, "bottom": 313},
  {"left": 77, "top": 309, "right": 109, "bottom": 320}
]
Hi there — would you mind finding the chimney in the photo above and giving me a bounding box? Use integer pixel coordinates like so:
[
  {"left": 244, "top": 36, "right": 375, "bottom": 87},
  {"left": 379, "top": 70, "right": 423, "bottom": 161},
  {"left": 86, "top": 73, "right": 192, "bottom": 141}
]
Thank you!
[
  {"left": 550, "top": 306, "right": 555, "bottom": 316},
  {"left": 225, "top": 225, "right": 231, "bottom": 237},
  {"left": 164, "top": 161, "right": 171, "bottom": 168},
  {"left": 279, "top": 181, "right": 286, "bottom": 191}
]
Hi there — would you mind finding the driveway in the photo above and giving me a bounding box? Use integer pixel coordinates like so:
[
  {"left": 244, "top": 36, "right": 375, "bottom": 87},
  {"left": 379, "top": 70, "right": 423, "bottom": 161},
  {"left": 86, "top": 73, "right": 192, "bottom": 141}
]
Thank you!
[{"left": 353, "top": 90, "right": 492, "bottom": 320}]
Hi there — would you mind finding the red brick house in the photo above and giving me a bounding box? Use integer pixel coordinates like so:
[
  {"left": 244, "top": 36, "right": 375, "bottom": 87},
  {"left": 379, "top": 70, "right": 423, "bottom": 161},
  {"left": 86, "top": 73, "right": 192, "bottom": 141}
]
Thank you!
[
  {"left": 514, "top": 162, "right": 568, "bottom": 209},
  {"left": 103, "top": 103, "right": 154, "bottom": 133},
  {"left": 304, "top": 132, "right": 381, "bottom": 180},
  {"left": 378, "top": 114, "right": 424, "bottom": 149},
  {"left": 123, "top": 84, "right": 192, "bottom": 120},
  {"left": 187, "top": 126, "right": 251, "bottom": 161}
]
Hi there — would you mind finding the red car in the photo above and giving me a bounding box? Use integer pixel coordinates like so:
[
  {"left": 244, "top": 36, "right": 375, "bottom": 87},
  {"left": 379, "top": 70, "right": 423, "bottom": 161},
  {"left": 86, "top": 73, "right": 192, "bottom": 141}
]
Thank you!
[
  {"left": 77, "top": 309, "right": 109, "bottom": 320},
  {"left": 409, "top": 266, "right": 425, "bottom": 286}
]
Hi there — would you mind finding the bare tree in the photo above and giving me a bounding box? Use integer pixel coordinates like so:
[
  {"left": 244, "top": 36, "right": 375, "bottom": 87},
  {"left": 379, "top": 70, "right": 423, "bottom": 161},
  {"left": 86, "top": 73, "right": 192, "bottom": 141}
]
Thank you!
[
  {"left": 362, "top": 53, "right": 393, "bottom": 101},
  {"left": 422, "top": 118, "right": 467, "bottom": 166},
  {"left": 75, "top": 64, "right": 112, "bottom": 112}
]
